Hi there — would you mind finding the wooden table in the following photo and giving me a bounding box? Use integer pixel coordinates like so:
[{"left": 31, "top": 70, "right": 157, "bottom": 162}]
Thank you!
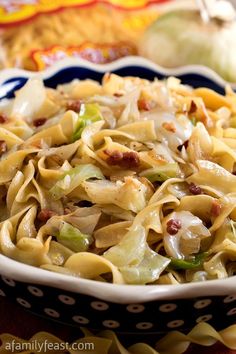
[{"left": 0, "top": 297, "right": 235, "bottom": 354}]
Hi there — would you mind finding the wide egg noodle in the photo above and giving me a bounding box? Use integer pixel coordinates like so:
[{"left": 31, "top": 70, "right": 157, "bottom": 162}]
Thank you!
[
  {"left": 6, "top": 160, "right": 37, "bottom": 215},
  {"left": 15, "top": 204, "right": 37, "bottom": 241},
  {"left": 132, "top": 195, "right": 180, "bottom": 234},
  {"left": 0, "top": 127, "right": 23, "bottom": 148},
  {"left": 1, "top": 323, "right": 236, "bottom": 354},
  {"left": 187, "top": 160, "right": 236, "bottom": 196},
  {"left": 0, "top": 206, "right": 51, "bottom": 266},
  {"left": 32, "top": 178, "right": 64, "bottom": 215},
  {"left": 24, "top": 110, "right": 79, "bottom": 149},
  {"left": 2, "top": 118, "right": 34, "bottom": 140},
  {"left": 0, "top": 148, "right": 39, "bottom": 184},
  {"left": 42, "top": 252, "right": 125, "bottom": 284},
  {"left": 37, "top": 140, "right": 81, "bottom": 186},
  {"left": 37, "top": 156, "right": 66, "bottom": 188},
  {"left": 211, "top": 136, "right": 236, "bottom": 172},
  {"left": 149, "top": 178, "right": 186, "bottom": 204},
  {"left": 94, "top": 220, "right": 132, "bottom": 248},
  {"left": 117, "top": 120, "right": 157, "bottom": 142}
]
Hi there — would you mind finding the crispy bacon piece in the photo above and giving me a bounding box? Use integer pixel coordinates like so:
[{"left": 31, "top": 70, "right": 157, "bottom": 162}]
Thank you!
[
  {"left": 189, "top": 100, "right": 197, "bottom": 114},
  {"left": 189, "top": 183, "right": 202, "bottom": 195},
  {"left": 37, "top": 209, "right": 57, "bottom": 222},
  {"left": 162, "top": 122, "right": 176, "bottom": 133},
  {"left": 0, "top": 114, "right": 8, "bottom": 123},
  {"left": 114, "top": 92, "right": 123, "bottom": 97},
  {"left": 138, "top": 98, "right": 153, "bottom": 111},
  {"left": 33, "top": 118, "right": 47, "bottom": 127},
  {"left": 166, "top": 219, "right": 182, "bottom": 235},
  {"left": 211, "top": 200, "right": 221, "bottom": 217},
  {"left": 104, "top": 149, "right": 140, "bottom": 169},
  {"left": 66, "top": 100, "right": 82, "bottom": 113},
  {"left": 0, "top": 140, "right": 7, "bottom": 156}
]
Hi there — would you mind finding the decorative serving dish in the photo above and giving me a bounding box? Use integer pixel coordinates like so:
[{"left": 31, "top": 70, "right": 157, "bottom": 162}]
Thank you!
[{"left": 0, "top": 57, "right": 236, "bottom": 337}]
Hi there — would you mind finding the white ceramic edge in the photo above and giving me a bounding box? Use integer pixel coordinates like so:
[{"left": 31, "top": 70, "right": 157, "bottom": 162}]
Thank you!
[
  {"left": 0, "top": 253, "right": 236, "bottom": 304},
  {"left": 0, "top": 56, "right": 236, "bottom": 90},
  {"left": 0, "top": 56, "right": 236, "bottom": 304}
]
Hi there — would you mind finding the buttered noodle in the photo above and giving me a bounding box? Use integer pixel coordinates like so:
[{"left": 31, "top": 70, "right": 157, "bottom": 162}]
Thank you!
[{"left": 0, "top": 74, "right": 236, "bottom": 285}]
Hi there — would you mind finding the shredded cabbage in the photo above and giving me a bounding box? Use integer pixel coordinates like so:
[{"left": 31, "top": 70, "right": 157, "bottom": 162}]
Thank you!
[
  {"left": 103, "top": 226, "right": 146, "bottom": 267},
  {"left": 120, "top": 247, "right": 170, "bottom": 284},
  {"left": 50, "top": 164, "right": 104, "bottom": 199},
  {"left": 72, "top": 103, "right": 103, "bottom": 141},
  {"left": 56, "top": 222, "right": 93, "bottom": 253},
  {"left": 140, "top": 163, "right": 179, "bottom": 182}
]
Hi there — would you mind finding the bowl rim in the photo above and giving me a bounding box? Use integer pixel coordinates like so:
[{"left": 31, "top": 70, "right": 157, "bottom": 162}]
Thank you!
[
  {"left": 0, "top": 253, "right": 236, "bottom": 303},
  {"left": 0, "top": 56, "right": 236, "bottom": 89},
  {"left": 0, "top": 56, "right": 236, "bottom": 304}
]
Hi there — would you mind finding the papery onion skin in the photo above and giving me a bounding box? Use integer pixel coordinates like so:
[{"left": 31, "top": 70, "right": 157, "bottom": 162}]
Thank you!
[{"left": 139, "top": 10, "right": 236, "bottom": 82}]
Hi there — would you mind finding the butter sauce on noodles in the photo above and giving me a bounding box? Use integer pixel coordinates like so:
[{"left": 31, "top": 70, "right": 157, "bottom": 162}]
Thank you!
[{"left": 0, "top": 74, "right": 236, "bottom": 285}]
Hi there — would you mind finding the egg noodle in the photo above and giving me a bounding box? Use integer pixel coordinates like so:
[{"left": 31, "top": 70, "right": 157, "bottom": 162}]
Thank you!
[
  {"left": 1, "top": 323, "right": 236, "bottom": 354},
  {"left": 0, "top": 74, "right": 236, "bottom": 285},
  {"left": 0, "top": 4, "right": 159, "bottom": 70}
]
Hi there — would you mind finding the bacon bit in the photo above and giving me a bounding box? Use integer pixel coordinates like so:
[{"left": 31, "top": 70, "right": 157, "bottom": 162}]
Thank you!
[
  {"left": 138, "top": 98, "right": 152, "bottom": 111},
  {"left": 162, "top": 122, "right": 176, "bottom": 133},
  {"left": 122, "top": 152, "right": 140, "bottom": 169},
  {"left": 66, "top": 100, "right": 82, "bottom": 113},
  {"left": 37, "top": 209, "right": 57, "bottom": 222},
  {"left": 189, "top": 183, "right": 202, "bottom": 195},
  {"left": 211, "top": 200, "right": 221, "bottom": 217},
  {"left": 33, "top": 118, "right": 47, "bottom": 127},
  {"left": 177, "top": 140, "right": 189, "bottom": 152},
  {"left": 104, "top": 149, "right": 123, "bottom": 162},
  {"left": 189, "top": 100, "right": 197, "bottom": 114},
  {"left": 114, "top": 92, "right": 123, "bottom": 97},
  {"left": 104, "top": 149, "right": 140, "bottom": 169},
  {"left": 0, "top": 114, "right": 8, "bottom": 123},
  {"left": 0, "top": 140, "right": 7, "bottom": 156},
  {"left": 166, "top": 219, "right": 182, "bottom": 235}
]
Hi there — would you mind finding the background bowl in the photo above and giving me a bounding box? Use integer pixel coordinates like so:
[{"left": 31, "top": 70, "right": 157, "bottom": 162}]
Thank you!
[{"left": 0, "top": 57, "right": 236, "bottom": 338}]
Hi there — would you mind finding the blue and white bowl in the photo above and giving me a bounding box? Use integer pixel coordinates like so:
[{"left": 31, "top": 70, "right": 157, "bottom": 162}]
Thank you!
[{"left": 0, "top": 57, "right": 236, "bottom": 337}]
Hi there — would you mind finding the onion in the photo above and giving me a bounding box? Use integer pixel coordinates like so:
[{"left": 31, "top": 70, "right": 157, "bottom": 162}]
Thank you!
[{"left": 139, "top": 8, "right": 236, "bottom": 82}]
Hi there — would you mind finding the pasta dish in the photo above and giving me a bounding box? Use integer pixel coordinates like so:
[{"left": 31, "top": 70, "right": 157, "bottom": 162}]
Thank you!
[{"left": 0, "top": 73, "right": 235, "bottom": 285}]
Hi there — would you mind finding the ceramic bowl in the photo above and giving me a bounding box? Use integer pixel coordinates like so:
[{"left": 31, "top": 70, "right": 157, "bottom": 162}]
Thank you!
[{"left": 0, "top": 57, "right": 236, "bottom": 338}]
